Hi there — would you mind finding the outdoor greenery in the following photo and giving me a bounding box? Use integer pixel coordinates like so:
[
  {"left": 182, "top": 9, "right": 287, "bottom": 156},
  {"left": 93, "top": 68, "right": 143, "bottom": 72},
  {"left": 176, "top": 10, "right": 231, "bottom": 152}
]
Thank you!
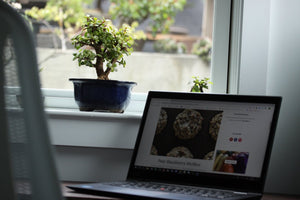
[
  {"left": 192, "top": 38, "right": 212, "bottom": 64},
  {"left": 190, "top": 76, "right": 212, "bottom": 93},
  {"left": 25, "top": 0, "right": 91, "bottom": 50},
  {"left": 153, "top": 38, "right": 186, "bottom": 54},
  {"left": 71, "top": 16, "right": 135, "bottom": 80},
  {"left": 108, "top": 0, "right": 186, "bottom": 37}
]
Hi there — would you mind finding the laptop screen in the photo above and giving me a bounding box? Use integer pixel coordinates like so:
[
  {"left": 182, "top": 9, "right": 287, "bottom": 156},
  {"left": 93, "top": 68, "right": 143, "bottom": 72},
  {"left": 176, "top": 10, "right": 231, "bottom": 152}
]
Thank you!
[{"left": 129, "top": 92, "right": 281, "bottom": 191}]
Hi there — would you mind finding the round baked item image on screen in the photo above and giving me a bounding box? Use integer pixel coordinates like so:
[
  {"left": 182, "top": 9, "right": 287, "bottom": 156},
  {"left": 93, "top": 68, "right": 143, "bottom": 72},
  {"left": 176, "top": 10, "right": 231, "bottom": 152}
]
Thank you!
[
  {"left": 203, "top": 151, "right": 214, "bottom": 160},
  {"left": 166, "top": 146, "right": 194, "bottom": 158},
  {"left": 173, "top": 109, "right": 203, "bottom": 140},
  {"left": 155, "top": 109, "right": 168, "bottom": 135},
  {"left": 209, "top": 112, "right": 223, "bottom": 140},
  {"left": 151, "top": 145, "right": 158, "bottom": 155}
]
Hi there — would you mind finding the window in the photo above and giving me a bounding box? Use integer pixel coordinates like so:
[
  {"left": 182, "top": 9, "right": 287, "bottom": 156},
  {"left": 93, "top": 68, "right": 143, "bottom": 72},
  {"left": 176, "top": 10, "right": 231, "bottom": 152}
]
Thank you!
[{"left": 10, "top": 0, "right": 232, "bottom": 94}]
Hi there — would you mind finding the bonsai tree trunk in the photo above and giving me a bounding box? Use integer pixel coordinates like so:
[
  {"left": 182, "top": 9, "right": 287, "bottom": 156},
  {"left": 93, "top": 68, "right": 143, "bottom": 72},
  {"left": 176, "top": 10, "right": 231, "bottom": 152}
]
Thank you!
[
  {"left": 95, "top": 59, "right": 108, "bottom": 80},
  {"left": 94, "top": 61, "right": 113, "bottom": 80},
  {"left": 95, "top": 58, "right": 119, "bottom": 80}
]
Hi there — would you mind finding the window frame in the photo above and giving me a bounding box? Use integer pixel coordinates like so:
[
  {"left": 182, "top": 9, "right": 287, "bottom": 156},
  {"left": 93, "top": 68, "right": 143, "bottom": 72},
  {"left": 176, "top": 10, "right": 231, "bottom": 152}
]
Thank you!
[
  {"left": 210, "top": 0, "right": 232, "bottom": 94},
  {"left": 40, "top": 0, "right": 236, "bottom": 149}
]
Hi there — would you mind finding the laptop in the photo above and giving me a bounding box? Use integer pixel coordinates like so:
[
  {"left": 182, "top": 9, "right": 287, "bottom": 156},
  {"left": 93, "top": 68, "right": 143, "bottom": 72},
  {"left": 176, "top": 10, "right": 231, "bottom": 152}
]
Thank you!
[{"left": 68, "top": 91, "right": 282, "bottom": 200}]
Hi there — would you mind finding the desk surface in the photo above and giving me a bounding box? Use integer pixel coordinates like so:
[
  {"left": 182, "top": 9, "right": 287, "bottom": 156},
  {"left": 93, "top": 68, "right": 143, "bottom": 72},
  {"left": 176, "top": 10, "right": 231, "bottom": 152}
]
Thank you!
[{"left": 62, "top": 183, "right": 300, "bottom": 200}]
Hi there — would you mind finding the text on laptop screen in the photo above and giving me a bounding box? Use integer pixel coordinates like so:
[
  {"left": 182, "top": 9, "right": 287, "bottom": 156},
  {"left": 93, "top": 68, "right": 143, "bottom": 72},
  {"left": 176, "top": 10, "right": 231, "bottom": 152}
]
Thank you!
[{"left": 134, "top": 98, "right": 276, "bottom": 178}]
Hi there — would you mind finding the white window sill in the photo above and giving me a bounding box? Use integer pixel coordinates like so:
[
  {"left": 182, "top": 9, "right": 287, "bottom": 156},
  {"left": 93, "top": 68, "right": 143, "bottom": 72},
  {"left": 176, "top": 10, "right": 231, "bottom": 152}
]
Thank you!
[
  {"left": 42, "top": 89, "right": 146, "bottom": 149},
  {"left": 46, "top": 108, "right": 142, "bottom": 149}
]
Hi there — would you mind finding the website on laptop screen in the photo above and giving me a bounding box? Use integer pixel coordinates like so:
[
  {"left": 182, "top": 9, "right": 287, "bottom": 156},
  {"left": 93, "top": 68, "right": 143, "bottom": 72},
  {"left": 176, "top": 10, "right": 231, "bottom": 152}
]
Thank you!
[{"left": 134, "top": 98, "right": 276, "bottom": 178}]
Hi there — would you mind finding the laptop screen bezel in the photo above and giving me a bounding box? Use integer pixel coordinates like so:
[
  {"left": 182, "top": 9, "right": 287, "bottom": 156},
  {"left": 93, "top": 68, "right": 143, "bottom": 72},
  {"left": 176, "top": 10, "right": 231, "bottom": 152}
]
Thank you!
[{"left": 127, "top": 91, "right": 282, "bottom": 193}]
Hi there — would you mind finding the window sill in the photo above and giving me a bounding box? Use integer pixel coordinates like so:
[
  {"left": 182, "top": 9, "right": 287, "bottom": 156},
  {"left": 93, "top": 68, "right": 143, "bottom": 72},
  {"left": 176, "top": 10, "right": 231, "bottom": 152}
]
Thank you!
[
  {"left": 43, "top": 89, "right": 146, "bottom": 149},
  {"left": 46, "top": 108, "right": 142, "bottom": 149},
  {"left": 45, "top": 107, "right": 143, "bottom": 120}
]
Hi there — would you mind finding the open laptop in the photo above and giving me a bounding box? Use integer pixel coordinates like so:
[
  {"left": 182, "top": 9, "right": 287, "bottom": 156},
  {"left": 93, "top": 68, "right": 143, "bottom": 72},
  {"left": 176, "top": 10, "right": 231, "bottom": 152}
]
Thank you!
[{"left": 68, "top": 91, "right": 282, "bottom": 200}]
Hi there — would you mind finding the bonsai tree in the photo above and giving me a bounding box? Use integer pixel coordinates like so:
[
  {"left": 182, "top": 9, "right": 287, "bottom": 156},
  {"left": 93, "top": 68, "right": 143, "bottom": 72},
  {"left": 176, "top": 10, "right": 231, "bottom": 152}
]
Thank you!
[{"left": 71, "top": 16, "right": 135, "bottom": 80}]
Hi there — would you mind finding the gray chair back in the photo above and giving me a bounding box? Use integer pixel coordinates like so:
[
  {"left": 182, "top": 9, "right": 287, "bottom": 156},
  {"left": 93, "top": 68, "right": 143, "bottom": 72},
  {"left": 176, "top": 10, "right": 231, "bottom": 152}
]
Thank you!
[{"left": 0, "top": 2, "right": 64, "bottom": 200}]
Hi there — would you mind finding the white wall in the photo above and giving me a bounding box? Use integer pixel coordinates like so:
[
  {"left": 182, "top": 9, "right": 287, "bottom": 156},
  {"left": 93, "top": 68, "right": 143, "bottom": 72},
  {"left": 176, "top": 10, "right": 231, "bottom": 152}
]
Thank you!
[
  {"left": 264, "top": 0, "right": 300, "bottom": 195},
  {"left": 238, "top": 0, "right": 271, "bottom": 95},
  {"left": 239, "top": 0, "right": 300, "bottom": 195}
]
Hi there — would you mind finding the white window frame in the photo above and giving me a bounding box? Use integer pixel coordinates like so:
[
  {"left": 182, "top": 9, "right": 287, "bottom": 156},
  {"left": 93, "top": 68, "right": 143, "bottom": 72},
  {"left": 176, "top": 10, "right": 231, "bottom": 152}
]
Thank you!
[{"left": 210, "top": 0, "right": 232, "bottom": 93}]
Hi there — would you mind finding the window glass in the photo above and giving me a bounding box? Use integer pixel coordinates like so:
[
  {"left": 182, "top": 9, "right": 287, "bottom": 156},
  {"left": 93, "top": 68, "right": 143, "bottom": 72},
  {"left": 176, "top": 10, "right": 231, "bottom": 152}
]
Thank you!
[{"left": 9, "top": 0, "right": 226, "bottom": 94}]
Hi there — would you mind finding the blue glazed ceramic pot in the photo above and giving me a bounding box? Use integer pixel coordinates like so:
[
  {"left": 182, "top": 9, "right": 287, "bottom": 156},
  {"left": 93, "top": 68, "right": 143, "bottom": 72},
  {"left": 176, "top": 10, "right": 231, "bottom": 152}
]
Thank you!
[{"left": 69, "top": 78, "right": 136, "bottom": 113}]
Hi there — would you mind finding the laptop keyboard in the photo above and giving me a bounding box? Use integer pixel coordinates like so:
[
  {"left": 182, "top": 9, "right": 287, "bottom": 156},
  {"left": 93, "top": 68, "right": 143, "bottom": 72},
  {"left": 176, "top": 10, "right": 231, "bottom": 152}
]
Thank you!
[{"left": 108, "top": 181, "right": 238, "bottom": 199}]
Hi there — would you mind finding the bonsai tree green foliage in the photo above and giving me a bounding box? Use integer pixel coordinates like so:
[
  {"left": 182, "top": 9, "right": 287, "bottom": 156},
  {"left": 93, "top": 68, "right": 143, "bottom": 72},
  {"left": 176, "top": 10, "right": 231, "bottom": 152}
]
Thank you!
[
  {"left": 71, "top": 16, "right": 135, "bottom": 80},
  {"left": 190, "top": 77, "right": 212, "bottom": 93},
  {"left": 108, "top": 0, "right": 186, "bottom": 37},
  {"left": 192, "top": 38, "right": 212, "bottom": 64},
  {"left": 153, "top": 38, "right": 186, "bottom": 54},
  {"left": 25, "top": 0, "right": 91, "bottom": 50}
]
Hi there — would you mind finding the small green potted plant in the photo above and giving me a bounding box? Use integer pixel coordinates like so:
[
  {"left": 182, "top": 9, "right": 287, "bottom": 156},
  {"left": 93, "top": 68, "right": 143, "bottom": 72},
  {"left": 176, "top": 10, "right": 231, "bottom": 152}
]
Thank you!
[
  {"left": 69, "top": 16, "right": 136, "bottom": 112},
  {"left": 190, "top": 76, "right": 212, "bottom": 93}
]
